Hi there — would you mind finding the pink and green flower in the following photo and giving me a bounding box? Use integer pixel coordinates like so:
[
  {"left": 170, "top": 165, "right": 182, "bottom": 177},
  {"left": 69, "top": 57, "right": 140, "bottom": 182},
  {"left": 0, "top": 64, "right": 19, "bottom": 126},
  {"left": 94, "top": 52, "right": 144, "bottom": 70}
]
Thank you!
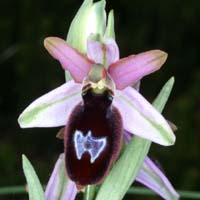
[{"left": 19, "top": 0, "right": 179, "bottom": 199}]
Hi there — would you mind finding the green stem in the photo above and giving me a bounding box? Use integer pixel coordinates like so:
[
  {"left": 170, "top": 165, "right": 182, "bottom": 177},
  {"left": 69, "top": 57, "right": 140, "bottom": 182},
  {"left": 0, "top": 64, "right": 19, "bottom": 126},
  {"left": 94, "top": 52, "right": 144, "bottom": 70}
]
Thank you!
[
  {"left": 83, "top": 185, "right": 96, "bottom": 200},
  {"left": 127, "top": 187, "right": 200, "bottom": 199},
  {"left": 0, "top": 185, "right": 26, "bottom": 195},
  {"left": 0, "top": 185, "right": 200, "bottom": 199}
]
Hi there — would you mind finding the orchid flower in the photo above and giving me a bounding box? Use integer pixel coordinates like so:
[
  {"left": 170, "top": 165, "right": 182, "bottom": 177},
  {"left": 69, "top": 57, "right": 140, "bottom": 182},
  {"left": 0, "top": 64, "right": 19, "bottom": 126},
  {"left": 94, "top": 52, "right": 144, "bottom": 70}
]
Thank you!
[
  {"left": 18, "top": 36, "right": 175, "bottom": 146},
  {"left": 19, "top": 0, "right": 179, "bottom": 199},
  {"left": 19, "top": 35, "right": 178, "bottom": 199}
]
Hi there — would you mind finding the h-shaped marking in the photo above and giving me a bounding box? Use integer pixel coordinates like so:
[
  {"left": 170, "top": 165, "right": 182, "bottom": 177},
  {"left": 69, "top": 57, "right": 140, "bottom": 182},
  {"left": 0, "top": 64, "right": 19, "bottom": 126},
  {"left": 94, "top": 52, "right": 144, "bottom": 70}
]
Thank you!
[{"left": 74, "top": 130, "right": 107, "bottom": 163}]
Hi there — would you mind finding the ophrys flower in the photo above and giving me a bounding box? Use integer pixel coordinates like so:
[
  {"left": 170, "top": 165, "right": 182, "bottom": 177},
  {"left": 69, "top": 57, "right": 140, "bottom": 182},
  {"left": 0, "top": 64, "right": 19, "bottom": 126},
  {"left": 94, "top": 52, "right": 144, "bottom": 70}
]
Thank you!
[{"left": 18, "top": 35, "right": 175, "bottom": 188}]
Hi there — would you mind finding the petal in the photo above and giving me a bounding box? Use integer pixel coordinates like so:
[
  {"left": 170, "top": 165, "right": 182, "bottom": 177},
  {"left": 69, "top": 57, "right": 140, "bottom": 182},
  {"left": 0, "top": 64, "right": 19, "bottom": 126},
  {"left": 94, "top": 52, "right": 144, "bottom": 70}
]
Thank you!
[
  {"left": 136, "top": 157, "right": 179, "bottom": 200},
  {"left": 87, "top": 39, "right": 103, "bottom": 64},
  {"left": 87, "top": 36, "right": 119, "bottom": 67},
  {"left": 108, "top": 50, "right": 167, "bottom": 89},
  {"left": 44, "top": 37, "right": 94, "bottom": 83},
  {"left": 113, "top": 87, "right": 175, "bottom": 146},
  {"left": 18, "top": 80, "right": 82, "bottom": 128},
  {"left": 45, "top": 154, "right": 77, "bottom": 200},
  {"left": 105, "top": 38, "right": 120, "bottom": 66}
]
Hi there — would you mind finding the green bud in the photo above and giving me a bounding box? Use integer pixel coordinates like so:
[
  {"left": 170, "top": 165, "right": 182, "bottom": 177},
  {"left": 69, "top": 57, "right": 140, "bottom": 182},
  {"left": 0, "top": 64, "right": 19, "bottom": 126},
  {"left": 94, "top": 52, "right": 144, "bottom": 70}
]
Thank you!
[
  {"left": 104, "top": 10, "right": 115, "bottom": 39},
  {"left": 67, "top": 0, "right": 106, "bottom": 54}
]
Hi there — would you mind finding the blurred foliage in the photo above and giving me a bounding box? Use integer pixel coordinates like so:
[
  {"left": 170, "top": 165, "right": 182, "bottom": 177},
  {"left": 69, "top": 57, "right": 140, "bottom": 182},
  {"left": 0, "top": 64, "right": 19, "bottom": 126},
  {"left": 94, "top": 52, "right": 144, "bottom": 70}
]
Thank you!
[{"left": 0, "top": 0, "right": 199, "bottom": 199}]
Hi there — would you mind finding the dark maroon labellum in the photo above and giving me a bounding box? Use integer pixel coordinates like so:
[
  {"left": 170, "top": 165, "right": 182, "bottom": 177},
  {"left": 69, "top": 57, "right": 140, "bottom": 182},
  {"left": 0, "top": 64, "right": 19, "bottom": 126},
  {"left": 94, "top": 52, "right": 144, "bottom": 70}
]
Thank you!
[{"left": 64, "top": 88, "right": 123, "bottom": 186}]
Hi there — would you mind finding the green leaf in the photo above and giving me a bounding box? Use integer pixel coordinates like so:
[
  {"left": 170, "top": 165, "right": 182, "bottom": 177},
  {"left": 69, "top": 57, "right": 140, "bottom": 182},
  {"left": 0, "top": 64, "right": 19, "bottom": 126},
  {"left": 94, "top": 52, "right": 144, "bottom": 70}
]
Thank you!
[
  {"left": 67, "top": 0, "right": 92, "bottom": 53},
  {"left": 95, "top": 138, "right": 150, "bottom": 200},
  {"left": 95, "top": 77, "right": 175, "bottom": 200},
  {"left": 22, "top": 155, "right": 45, "bottom": 200},
  {"left": 153, "top": 76, "right": 175, "bottom": 112},
  {"left": 64, "top": 68, "right": 72, "bottom": 82}
]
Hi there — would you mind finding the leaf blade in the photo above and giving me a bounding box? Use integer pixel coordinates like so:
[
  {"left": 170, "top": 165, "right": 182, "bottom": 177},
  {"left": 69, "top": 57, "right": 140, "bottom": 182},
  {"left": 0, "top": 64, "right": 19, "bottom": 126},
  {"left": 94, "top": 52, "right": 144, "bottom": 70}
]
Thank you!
[{"left": 22, "top": 155, "right": 45, "bottom": 200}]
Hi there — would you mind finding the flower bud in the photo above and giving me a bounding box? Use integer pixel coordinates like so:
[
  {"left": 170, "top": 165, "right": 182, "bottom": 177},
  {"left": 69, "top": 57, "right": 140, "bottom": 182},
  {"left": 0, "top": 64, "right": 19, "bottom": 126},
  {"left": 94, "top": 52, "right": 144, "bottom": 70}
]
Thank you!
[{"left": 67, "top": 0, "right": 106, "bottom": 54}]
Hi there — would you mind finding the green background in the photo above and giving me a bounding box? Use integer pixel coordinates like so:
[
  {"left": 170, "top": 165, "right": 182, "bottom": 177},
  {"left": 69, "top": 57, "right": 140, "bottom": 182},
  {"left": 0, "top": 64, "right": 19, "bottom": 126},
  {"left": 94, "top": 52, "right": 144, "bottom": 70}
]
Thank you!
[{"left": 0, "top": 0, "right": 199, "bottom": 199}]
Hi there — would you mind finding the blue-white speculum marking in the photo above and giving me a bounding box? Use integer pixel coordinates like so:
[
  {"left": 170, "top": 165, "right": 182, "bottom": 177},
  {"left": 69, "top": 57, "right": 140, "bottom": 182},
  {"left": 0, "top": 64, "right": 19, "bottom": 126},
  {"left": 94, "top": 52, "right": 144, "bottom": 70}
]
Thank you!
[{"left": 74, "top": 130, "right": 107, "bottom": 163}]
